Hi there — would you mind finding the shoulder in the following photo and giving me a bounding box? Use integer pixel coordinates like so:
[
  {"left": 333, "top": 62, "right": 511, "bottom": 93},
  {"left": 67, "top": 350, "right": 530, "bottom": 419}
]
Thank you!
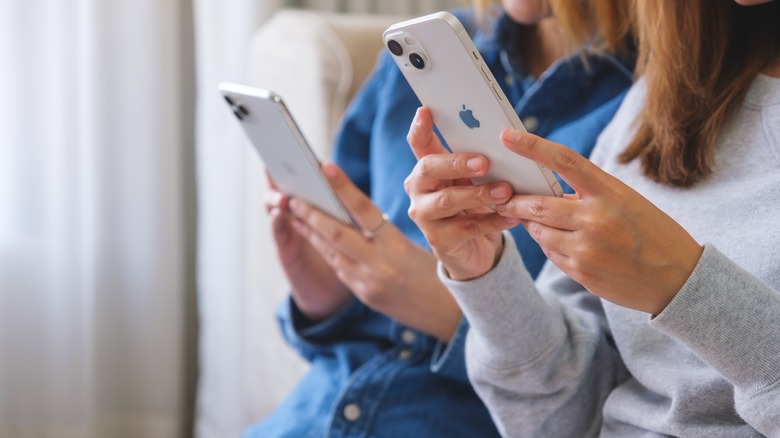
[
  {"left": 448, "top": 8, "right": 479, "bottom": 32},
  {"left": 447, "top": 7, "right": 503, "bottom": 49}
]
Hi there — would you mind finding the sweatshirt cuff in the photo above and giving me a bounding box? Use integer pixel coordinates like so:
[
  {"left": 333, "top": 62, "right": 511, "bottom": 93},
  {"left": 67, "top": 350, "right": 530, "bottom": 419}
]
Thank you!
[{"left": 438, "top": 232, "right": 563, "bottom": 369}]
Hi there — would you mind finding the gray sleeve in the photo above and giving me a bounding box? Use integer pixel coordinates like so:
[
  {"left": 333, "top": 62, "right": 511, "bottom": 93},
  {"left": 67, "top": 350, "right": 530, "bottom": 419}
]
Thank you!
[
  {"left": 650, "top": 244, "right": 780, "bottom": 437},
  {"left": 439, "top": 232, "right": 628, "bottom": 438}
]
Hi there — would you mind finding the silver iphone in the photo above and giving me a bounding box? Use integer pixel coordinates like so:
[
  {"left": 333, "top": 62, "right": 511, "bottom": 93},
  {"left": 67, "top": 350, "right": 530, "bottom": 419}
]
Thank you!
[
  {"left": 383, "top": 12, "right": 563, "bottom": 197},
  {"left": 219, "top": 82, "right": 356, "bottom": 226}
]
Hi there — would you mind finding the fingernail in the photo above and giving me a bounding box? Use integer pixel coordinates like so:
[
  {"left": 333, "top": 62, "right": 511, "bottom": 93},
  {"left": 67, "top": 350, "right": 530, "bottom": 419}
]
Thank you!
[
  {"left": 501, "top": 130, "right": 521, "bottom": 144},
  {"left": 495, "top": 203, "right": 506, "bottom": 213},
  {"left": 289, "top": 198, "right": 301, "bottom": 212},
  {"left": 490, "top": 185, "right": 511, "bottom": 199},
  {"left": 323, "top": 164, "right": 337, "bottom": 179},
  {"left": 467, "top": 157, "right": 483, "bottom": 172}
]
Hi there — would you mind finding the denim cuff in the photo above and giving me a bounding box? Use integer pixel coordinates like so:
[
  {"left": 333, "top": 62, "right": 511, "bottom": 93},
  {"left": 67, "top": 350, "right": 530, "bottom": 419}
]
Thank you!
[
  {"left": 277, "top": 295, "right": 364, "bottom": 360},
  {"left": 430, "top": 316, "right": 470, "bottom": 382}
]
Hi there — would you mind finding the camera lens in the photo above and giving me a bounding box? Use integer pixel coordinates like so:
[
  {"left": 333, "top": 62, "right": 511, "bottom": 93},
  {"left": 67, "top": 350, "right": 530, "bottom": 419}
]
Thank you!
[
  {"left": 409, "top": 53, "right": 425, "bottom": 70},
  {"left": 387, "top": 39, "right": 403, "bottom": 56}
]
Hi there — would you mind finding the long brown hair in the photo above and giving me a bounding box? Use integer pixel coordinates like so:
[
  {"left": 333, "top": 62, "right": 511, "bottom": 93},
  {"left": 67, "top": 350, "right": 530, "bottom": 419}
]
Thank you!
[
  {"left": 621, "top": 0, "right": 780, "bottom": 187},
  {"left": 473, "top": 0, "right": 632, "bottom": 53}
]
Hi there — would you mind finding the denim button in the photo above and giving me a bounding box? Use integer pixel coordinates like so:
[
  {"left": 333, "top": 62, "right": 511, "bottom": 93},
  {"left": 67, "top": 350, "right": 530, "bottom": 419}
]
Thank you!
[
  {"left": 398, "top": 349, "right": 413, "bottom": 360},
  {"left": 343, "top": 403, "right": 361, "bottom": 421},
  {"left": 523, "top": 116, "right": 539, "bottom": 132},
  {"left": 401, "top": 329, "right": 416, "bottom": 344}
]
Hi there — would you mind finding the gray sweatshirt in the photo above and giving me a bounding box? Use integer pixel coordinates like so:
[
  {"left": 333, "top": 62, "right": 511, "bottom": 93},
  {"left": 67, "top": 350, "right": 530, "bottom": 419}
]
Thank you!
[{"left": 441, "top": 75, "right": 780, "bottom": 437}]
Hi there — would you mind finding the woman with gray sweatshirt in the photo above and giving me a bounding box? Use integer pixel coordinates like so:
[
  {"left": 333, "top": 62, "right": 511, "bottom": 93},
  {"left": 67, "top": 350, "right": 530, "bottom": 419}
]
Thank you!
[{"left": 403, "top": 0, "right": 780, "bottom": 436}]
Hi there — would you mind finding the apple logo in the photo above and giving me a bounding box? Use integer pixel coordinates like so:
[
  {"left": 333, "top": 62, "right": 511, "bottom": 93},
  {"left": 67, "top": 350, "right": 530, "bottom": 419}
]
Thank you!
[
  {"left": 459, "top": 104, "right": 480, "bottom": 129},
  {"left": 282, "top": 161, "right": 297, "bottom": 176}
]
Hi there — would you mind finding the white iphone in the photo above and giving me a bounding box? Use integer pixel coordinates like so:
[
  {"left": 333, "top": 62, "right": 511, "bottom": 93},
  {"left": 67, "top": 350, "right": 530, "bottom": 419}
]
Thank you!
[
  {"left": 383, "top": 12, "right": 563, "bottom": 197},
  {"left": 218, "top": 82, "right": 356, "bottom": 227}
]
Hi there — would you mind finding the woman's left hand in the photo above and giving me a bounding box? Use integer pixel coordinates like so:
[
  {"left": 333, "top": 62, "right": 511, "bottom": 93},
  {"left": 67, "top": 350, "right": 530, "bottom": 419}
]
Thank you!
[{"left": 497, "top": 129, "right": 704, "bottom": 315}]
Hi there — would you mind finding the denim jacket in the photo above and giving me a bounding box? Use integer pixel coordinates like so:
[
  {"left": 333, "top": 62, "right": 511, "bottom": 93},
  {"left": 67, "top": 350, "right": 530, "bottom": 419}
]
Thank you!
[{"left": 243, "top": 9, "right": 634, "bottom": 438}]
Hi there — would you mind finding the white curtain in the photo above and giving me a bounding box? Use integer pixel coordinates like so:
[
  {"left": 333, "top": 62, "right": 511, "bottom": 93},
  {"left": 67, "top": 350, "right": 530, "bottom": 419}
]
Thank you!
[
  {"left": 190, "top": 1, "right": 284, "bottom": 437},
  {"left": 0, "top": 0, "right": 461, "bottom": 437},
  {"left": 0, "top": 0, "right": 195, "bottom": 437}
]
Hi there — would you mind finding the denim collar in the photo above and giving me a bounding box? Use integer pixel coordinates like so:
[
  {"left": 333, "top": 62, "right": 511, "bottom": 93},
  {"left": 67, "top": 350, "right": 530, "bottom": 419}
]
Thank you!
[{"left": 468, "top": 12, "right": 635, "bottom": 121}]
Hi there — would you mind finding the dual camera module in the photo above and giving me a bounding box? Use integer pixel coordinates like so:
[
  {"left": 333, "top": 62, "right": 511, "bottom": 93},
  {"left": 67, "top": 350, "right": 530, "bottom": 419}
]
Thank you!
[
  {"left": 224, "top": 95, "right": 249, "bottom": 120},
  {"left": 387, "top": 38, "right": 426, "bottom": 70}
]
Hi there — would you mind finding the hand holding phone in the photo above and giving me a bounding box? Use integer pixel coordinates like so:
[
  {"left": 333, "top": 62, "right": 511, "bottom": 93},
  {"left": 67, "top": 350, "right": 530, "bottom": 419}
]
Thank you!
[
  {"left": 383, "top": 11, "right": 563, "bottom": 197},
  {"left": 218, "top": 82, "right": 356, "bottom": 227}
]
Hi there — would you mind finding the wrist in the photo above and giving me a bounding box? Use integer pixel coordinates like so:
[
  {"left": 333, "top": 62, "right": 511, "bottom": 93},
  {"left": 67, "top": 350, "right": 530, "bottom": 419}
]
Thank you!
[
  {"left": 444, "top": 234, "right": 505, "bottom": 282},
  {"left": 649, "top": 241, "right": 704, "bottom": 315},
  {"left": 292, "top": 289, "right": 352, "bottom": 323}
]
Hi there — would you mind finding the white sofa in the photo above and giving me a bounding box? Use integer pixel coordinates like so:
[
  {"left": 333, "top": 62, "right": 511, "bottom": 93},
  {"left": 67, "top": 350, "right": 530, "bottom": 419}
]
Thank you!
[{"left": 239, "top": 8, "right": 405, "bottom": 425}]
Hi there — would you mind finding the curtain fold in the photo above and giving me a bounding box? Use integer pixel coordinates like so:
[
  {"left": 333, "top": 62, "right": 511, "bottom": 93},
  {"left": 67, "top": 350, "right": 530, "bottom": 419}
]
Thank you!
[
  {"left": 191, "top": 1, "right": 283, "bottom": 437},
  {"left": 0, "top": 0, "right": 195, "bottom": 437}
]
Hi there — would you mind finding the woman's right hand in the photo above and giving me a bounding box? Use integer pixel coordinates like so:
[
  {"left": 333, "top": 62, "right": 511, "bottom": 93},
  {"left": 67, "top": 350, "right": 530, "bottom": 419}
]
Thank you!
[
  {"left": 404, "top": 107, "right": 520, "bottom": 280},
  {"left": 265, "top": 183, "right": 351, "bottom": 322}
]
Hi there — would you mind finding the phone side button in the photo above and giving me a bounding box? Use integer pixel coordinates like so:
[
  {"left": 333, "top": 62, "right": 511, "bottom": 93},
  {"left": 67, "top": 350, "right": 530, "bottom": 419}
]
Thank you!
[
  {"left": 550, "top": 179, "right": 563, "bottom": 197},
  {"left": 491, "top": 83, "right": 504, "bottom": 101},
  {"left": 541, "top": 167, "right": 559, "bottom": 186},
  {"left": 480, "top": 64, "right": 492, "bottom": 82}
]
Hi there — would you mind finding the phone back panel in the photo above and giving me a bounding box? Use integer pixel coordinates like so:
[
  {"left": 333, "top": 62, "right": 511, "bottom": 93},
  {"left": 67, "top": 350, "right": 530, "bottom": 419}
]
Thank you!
[
  {"left": 219, "top": 83, "right": 354, "bottom": 225},
  {"left": 383, "top": 12, "right": 562, "bottom": 196}
]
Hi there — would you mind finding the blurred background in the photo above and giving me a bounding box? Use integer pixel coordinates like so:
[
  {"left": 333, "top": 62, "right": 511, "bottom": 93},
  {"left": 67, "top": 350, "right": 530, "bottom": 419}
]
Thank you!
[{"left": 0, "top": 0, "right": 460, "bottom": 437}]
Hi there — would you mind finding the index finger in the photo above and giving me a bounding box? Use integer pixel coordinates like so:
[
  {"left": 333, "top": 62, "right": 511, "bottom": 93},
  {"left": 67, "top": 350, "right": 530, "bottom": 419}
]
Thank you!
[
  {"left": 407, "top": 106, "right": 448, "bottom": 160},
  {"left": 500, "top": 129, "right": 606, "bottom": 195}
]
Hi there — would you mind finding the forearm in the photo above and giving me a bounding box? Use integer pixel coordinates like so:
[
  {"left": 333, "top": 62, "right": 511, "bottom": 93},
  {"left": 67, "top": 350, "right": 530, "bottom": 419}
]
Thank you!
[
  {"left": 441, "top": 232, "right": 624, "bottom": 437},
  {"left": 651, "top": 244, "right": 780, "bottom": 436}
]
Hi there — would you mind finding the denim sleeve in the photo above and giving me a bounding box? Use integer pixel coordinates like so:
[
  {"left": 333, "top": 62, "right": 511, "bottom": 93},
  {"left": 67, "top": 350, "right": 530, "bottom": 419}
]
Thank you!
[
  {"left": 332, "top": 51, "right": 390, "bottom": 194},
  {"left": 430, "top": 316, "right": 470, "bottom": 381},
  {"left": 275, "top": 296, "right": 391, "bottom": 362}
]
